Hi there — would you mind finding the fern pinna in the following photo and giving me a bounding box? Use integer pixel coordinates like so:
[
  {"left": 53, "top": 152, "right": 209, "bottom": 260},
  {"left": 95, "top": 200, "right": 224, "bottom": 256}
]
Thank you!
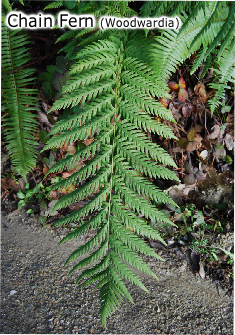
[
  {"left": 43, "top": 31, "right": 179, "bottom": 327},
  {"left": 1, "top": 18, "right": 39, "bottom": 178}
]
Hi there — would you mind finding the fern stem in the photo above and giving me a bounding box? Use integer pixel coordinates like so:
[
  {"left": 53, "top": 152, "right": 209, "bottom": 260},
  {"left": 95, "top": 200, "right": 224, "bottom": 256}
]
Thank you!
[{"left": 107, "top": 54, "right": 122, "bottom": 234}]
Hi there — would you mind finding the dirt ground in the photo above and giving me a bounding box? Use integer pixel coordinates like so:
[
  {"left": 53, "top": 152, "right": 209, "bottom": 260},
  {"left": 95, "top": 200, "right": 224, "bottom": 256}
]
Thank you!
[{"left": 1, "top": 209, "right": 233, "bottom": 334}]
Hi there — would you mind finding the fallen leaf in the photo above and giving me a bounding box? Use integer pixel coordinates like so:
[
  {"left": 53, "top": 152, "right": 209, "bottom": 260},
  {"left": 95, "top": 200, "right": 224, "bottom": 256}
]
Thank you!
[
  {"left": 209, "top": 125, "right": 221, "bottom": 140},
  {"left": 214, "top": 141, "right": 226, "bottom": 159},
  {"left": 48, "top": 190, "right": 58, "bottom": 199},
  {"left": 184, "top": 174, "right": 196, "bottom": 185},
  {"left": 83, "top": 137, "right": 94, "bottom": 146},
  {"left": 168, "top": 81, "right": 179, "bottom": 90},
  {"left": 179, "top": 77, "right": 186, "bottom": 89},
  {"left": 69, "top": 200, "right": 89, "bottom": 211},
  {"left": 178, "top": 137, "right": 188, "bottom": 149},
  {"left": 187, "top": 128, "right": 196, "bottom": 141},
  {"left": 62, "top": 172, "right": 73, "bottom": 179},
  {"left": 184, "top": 163, "right": 194, "bottom": 174},
  {"left": 149, "top": 239, "right": 167, "bottom": 251},
  {"left": 48, "top": 200, "right": 58, "bottom": 208},
  {"left": 199, "top": 260, "right": 206, "bottom": 279},
  {"left": 186, "top": 129, "right": 202, "bottom": 152},
  {"left": 62, "top": 142, "right": 76, "bottom": 154},
  {"left": 182, "top": 183, "right": 196, "bottom": 196},
  {"left": 194, "top": 83, "right": 208, "bottom": 103},
  {"left": 61, "top": 185, "right": 75, "bottom": 194},
  {"left": 194, "top": 124, "right": 204, "bottom": 132},
  {"left": 196, "top": 170, "right": 207, "bottom": 181},
  {"left": 182, "top": 106, "right": 190, "bottom": 117},
  {"left": 43, "top": 164, "right": 48, "bottom": 175},
  {"left": 1, "top": 177, "right": 21, "bottom": 192},
  {"left": 37, "top": 111, "right": 53, "bottom": 128},
  {"left": 178, "top": 88, "right": 188, "bottom": 102},
  {"left": 67, "top": 164, "right": 84, "bottom": 173},
  {"left": 159, "top": 97, "right": 169, "bottom": 108},
  {"left": 224, "top": 133, "right": 234, "bottom": 151}
]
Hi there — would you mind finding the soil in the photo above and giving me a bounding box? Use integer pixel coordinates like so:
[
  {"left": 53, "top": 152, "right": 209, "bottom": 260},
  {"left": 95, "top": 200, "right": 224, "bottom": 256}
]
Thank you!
[{"left": 1, "top": 209, "right": 233, "bottom": 334}]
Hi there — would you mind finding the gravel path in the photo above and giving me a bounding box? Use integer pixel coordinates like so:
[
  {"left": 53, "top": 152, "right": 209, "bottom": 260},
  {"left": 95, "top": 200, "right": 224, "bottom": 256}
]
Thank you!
[{"left": 1, "top": 210, "right": 233, "bottom": 334}]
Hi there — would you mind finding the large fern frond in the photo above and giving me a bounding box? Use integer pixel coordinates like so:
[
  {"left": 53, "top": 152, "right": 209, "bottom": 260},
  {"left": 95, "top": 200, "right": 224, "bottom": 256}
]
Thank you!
[
  {"left": 1, "top": 19, "right": 39, "bottom": 178},
  {"left": 43, "top": 29, "right": 178, "bottom": 328}
]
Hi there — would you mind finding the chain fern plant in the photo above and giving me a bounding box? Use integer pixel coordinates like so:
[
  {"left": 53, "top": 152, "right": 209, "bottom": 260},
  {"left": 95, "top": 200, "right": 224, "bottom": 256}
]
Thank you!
[
  {"left": 42, "top": 29, "right": 179, "bottom": 327},
  {"left": 146, "top": 1, "right": 235, "bottom": 115},
  {"left": 2, "top": 8, "right": 39, "bottom": 178}
]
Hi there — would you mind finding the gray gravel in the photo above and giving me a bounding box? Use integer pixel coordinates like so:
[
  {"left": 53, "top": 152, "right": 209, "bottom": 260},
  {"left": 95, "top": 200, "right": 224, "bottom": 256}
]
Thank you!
[{"left": 1, "top": 209, "right": 233, "bottom": 334}]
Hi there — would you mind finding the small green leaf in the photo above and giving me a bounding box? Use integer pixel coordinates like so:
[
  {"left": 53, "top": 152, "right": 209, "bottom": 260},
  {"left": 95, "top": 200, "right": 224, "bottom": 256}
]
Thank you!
[
  {"left": 40, "top": 200, "right": 48, "bottom": 210},
  {"left": 17, "top": 191, "right": 25, "bottom": 199},
  {"left": 187, "top": 128, "right": 196, "bottom": 141},
  {"left": 39, "top": 216, "right": 47, "bottom": 224},
  {"left": 52, "top": 72, "right": 66, "bottom": 92},
  {"left": 221, "top": 106, "right": 231, "bottom": 114},
  {"left": 18, "top": 200, "right": 25, "bottom": 209},
  {"left": 46, "top": 65, "right": 57, "bottom": 74},
  {"left": 42, "top": 81, "right": 51, "bottom": 90},
  {"left": 225, "top": 155, "right": 233, "bottom": 165}
]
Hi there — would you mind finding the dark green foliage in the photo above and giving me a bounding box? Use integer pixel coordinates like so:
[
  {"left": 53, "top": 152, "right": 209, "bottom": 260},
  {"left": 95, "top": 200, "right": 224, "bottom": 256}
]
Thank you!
[
  {"left": 1, "top": 18, "right": 39, "bottom": 178},
  {"left": 38, "top": 55, "right": 71, "bottom": 100},
  {"left": 149, "top": 1, "right": 235, "bottom": 114},
  {"left": 43, "top": 27, "right": 179, "bottom": 327}
]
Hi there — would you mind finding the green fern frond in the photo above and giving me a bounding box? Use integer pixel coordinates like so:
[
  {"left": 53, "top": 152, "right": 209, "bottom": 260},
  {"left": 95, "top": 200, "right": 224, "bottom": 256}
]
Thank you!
[
  {"left": 208, "top": 44, "right": 235, "bottom": 113},
  {"left": 2, "top": 22, "right": 38, "bottom": 178},
  {"left": 149, "top": 1, "right": 234, "bottom": 116},
  {"left": 44, "top": 1, "right": 63, "bottom": 10},
  {"left": 202, "top": 3, "right": 235, "bottom": 61},
  {"left": 44, "top": 30, "right": 178, "bottom": 327},
  {"left": 2, "top": 0, "right": 12, "bottom": 11}
]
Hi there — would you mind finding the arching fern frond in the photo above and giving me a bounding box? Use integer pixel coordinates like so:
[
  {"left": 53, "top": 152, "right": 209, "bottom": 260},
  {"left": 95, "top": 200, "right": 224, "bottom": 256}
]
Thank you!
[
  {"left": 1, "top": 20, "right": 39, "bottom": 178},
  {"left": 208, "top": 44, "right": 235, "bottom": 113},
  {"left": 149, "top": 1, "right": 235, "bottom": 115},
  {"left": 43, "top": 30, "right": 178, "bottom": 328}
]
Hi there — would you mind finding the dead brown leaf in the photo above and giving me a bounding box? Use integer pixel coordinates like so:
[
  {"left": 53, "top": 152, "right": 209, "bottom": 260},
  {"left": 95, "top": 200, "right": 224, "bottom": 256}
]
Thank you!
[
  {"left": 1, "top": 177, "right": 21, "bottom": 192},
  {"left": 224, "top": 133, "right": 234, "bottom": 151},
  {"left": 209, "top": 125, "right": 221, "bottom": 140},
  {"left": 199, "top": 260, "right": 206, "bottom": 279},
  {"left": 194, "top": 83, "right": 208, "bottom": 103},
  {"left": 43, "top": 164, "right": 48, "bottom": 175},
  {"left": 83, "top": 137, "right": 94, "bottom": 146}
]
